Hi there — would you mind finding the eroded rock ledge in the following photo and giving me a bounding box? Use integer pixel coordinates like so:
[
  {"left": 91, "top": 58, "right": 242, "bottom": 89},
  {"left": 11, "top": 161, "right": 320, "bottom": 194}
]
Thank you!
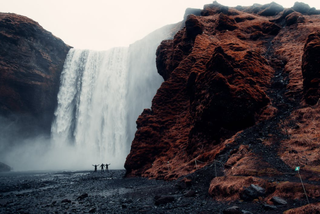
[{"left": 125, "top": 0, "right": 320, "bottom": 206}]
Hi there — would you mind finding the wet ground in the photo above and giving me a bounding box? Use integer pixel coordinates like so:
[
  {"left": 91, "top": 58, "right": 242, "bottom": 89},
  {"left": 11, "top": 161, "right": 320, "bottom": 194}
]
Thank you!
[
  {"left": 0, "top": 169, "right": 220, "bottom": 214},
  {"left": 0, "top": 169, "right": 310, "bottom": 214}
]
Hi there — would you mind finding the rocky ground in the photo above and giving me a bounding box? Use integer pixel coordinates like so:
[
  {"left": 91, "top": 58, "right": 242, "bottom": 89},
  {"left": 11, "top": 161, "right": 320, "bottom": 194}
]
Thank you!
[{"left": 0, "top": 169, "right": 316, "bottom": 214}]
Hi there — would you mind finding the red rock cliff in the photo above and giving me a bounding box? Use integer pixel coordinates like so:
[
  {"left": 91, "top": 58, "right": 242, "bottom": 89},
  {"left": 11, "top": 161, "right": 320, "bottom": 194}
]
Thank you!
[
  {"left": 125, "top": 1, "right": 320, "bottom": 205},
  {"left": 0, "top": 13, "right": 70, "bottom": 132}
]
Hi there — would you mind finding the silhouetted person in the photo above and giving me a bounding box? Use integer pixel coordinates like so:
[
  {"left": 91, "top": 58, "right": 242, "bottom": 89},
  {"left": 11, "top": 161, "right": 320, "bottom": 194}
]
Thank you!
[
  {"left": 92, "top": 164, "right": 99, "bottom": 172},
  {"left": 100, "top": 163, "right": 105, "bottom": 172},
  {"left": 105, "top": 163, "right": 111, "bottom": 172}
]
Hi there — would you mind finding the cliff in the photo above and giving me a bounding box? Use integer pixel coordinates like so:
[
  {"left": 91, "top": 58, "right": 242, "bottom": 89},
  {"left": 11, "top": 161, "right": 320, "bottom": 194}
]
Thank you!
[
  {"left": 125, "top": 1, "right": 320, "bottom": 208},
  {"left": 0, "top": 13, "right": 70, "bottom": 133}
]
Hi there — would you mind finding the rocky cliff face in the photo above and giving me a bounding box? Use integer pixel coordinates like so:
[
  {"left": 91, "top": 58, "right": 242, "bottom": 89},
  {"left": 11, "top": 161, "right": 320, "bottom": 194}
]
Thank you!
[
  {"left": 125, "top": 1, "right": 320, "bottom": 207},
  {"left": 0, "top": 13, "right": 70, "bottom": 134}
]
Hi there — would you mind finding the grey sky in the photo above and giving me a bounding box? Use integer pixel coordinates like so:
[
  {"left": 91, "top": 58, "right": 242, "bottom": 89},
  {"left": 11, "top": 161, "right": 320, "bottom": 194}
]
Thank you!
[{"left": 1, "top": 0, "right": 319, "bottom": 50}]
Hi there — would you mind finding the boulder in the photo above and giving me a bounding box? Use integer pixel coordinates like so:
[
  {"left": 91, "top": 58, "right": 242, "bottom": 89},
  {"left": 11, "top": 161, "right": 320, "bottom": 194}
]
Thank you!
[
  {"left": 286, "top": 11, "right": 305, "bottom": 26},
  {"left": 262, "top": 203, "right": 277, "bottom": 210},
  {"left": 240, "top": 184, "right": 265, "bottom": 201},
  {"left": 201, "top": 1, "right": 229, "bottom": 16},
  {"left": 258, "top": 2, "right": 284, "bottom": 16},
  {"left": 271, "top": 196, "right": 287, "bottom": 205},
  {"left": 292, "top": 2, "right": 311, "bottom": 14},
  {"left": 185, "top": 15, "right": 204, "bottom": 39},
  {"left": 216, "top": 13, "right": 238, "bottom": 31}
]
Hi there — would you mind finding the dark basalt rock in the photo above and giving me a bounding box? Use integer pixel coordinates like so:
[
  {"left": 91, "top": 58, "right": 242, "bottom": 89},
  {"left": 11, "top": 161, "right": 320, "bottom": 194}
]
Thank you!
[
  {"left": 0, "top": 13, "right": 70, "bottom": 133},
  {"left": 308, "top": 7, "right": 320, "bottom": 15},
  {"left": 258, "top": 2, "right": 284, "bottom": 16},
  {"left": 286, "top": 11, "right": 305, "bottom": 26},
  {"left": 154, "top": 195, "right": 175, "bottom": 205},
  {"left": 216, "top": 13, "right": 238, "bottom": 31},
  {"left": 201, "top": 1, "right": 229, "bottom": 16},
  {"left": 185, "top": 15, "right": 204, "bottom": 39},
  {"left": 292, "top": 2, "right": 320, "bottom": 15},
  {"left": 293, "top": 2, "right": 311, "bottom": 14},
  {"left": 273, "top": 8, "right": 295, "bottom": 23},
  {"left": 302, "top": 32, "right": 320, "bottom": 105},
  {"left": 240, "top": 184, "right": 266, "bottom": 201},
  {"left": 261, "top": 22, "right": 281, "bottom": 35},
  {"left": 271, "top": 196, "right": 287, "bottom": 205}
]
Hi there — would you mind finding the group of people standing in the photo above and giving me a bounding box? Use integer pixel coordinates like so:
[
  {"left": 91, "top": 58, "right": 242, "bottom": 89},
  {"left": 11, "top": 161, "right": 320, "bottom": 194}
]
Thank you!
[{"left": 92, "top": 163, "right": 110, "bottom": 172}]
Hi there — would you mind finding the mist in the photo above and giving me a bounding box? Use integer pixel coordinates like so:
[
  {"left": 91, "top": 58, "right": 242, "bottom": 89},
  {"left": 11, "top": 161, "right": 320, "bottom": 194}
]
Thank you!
[
  {"left": 3, "top": 137, "right": 125, "bottom": 171},
  {"left": 0, "top": 23, "right": 177, "bottom": 172},
  {"left": 0, "top": 115, "right": 127, "bottom": 171}
]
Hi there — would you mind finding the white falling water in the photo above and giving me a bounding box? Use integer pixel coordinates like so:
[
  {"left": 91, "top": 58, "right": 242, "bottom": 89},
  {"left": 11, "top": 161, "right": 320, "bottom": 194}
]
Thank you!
[
  {"left": 51, "top": 24, "right": 176, "bottom": 170},
  {"left": 51, "top": 48, "right": 129, "bottom": 169}
]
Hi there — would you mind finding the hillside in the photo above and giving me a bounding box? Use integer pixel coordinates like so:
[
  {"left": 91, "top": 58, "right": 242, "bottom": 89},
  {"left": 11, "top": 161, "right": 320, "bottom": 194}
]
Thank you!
[{"left": 125, "top": 1, "right": 320, "bottom": 211}]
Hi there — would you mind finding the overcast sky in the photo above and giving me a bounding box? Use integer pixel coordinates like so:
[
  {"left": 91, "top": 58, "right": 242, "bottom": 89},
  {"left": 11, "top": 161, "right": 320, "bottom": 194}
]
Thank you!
[{"left": 2, "top": 0, "right": 319, "bottom": 50}]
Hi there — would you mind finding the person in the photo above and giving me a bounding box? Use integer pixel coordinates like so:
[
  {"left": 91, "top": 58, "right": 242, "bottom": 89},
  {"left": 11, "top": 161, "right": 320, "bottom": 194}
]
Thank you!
[
  {"left": 100, "top": 163, "right": 105, "bottom": 172},
  {"left": 92, "top": 164, "right": 99, "bottom": 172},
  {"left": 105, "top": 163, "right": 111, "bottom": 172}
]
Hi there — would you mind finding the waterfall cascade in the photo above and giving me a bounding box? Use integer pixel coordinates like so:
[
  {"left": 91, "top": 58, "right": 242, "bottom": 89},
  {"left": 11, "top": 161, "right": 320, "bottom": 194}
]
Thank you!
[
  {"left": 51, "top": 25, "right": 175, "bottom": 169},
  {"left": 51, "top": 48, "right": 129, "bottom": 168}
]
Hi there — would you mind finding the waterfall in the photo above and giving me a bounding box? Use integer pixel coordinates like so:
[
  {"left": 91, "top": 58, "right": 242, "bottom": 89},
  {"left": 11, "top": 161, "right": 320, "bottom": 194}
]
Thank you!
[
  {"left": 51, "top": 48, "right": 129, "bottom": 168},
  {"left": 51, "top": 24, "right": 175, "bottom": 169}
]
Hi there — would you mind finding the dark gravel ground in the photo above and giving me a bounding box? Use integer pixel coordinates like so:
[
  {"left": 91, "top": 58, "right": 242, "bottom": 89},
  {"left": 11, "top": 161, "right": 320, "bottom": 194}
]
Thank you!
[
  {"left": 0, "top": 169, "right": 312, "bottom": 214},
  {"left": 0, "top": 169, "right": 222, "bottom": 214}
]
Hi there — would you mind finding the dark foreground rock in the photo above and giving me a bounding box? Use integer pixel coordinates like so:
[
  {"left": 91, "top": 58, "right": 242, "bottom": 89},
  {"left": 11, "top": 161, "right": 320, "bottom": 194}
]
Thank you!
[
  {"left": 0, "top": 170, "right": 225, "bottom": 214},
  {"left": 0, "top": 170, "right": 314, "bottom": 213}
]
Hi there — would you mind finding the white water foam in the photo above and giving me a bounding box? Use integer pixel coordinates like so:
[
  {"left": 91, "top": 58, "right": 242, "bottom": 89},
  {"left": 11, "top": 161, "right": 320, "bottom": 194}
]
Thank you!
[
  {"left": 0, "top": 24, "right": 177, "bottom": 171},
  {"left": 50, "top": 25, "right": 175, "bottom": 170},
  {"left": 51, "top": 48, "right": 129, "bottom": 169}
]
